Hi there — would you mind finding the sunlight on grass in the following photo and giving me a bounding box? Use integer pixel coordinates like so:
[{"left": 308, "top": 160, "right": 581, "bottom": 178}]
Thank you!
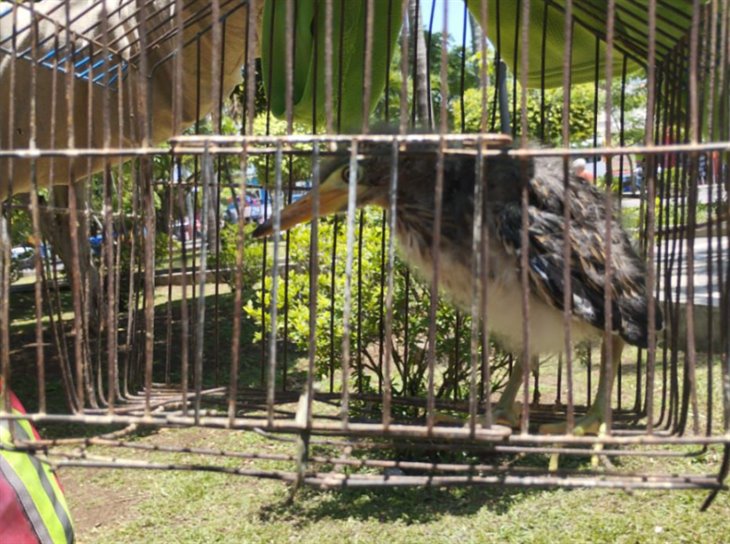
[
  {"left": 8, "top": 261, "right": 729, "bottom": 544},
  {"left": 62, "top": 425, "right": 730, "bottom": 544}
]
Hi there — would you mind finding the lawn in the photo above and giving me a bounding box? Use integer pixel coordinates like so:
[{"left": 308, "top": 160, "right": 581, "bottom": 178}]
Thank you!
[
  {"left": 6, "top": 278, "right": 730, "bottom": 543},
  {"left": 60, "top": 425, "right": 729, "bottom": 543}
]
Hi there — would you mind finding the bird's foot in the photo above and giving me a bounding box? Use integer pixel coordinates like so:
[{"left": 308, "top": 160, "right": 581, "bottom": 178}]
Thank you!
[
  {"left": 433, "top": 411, "right": 467, "bottom": 426},
  {"left": 491, "top": 401, "right": 522, "bottom": 429},
  {"left": 434, "top": 406, "right": 522, "bottom": 429},
  {"left": 539, "top": 409, "right": 605, "bottom": 436}
]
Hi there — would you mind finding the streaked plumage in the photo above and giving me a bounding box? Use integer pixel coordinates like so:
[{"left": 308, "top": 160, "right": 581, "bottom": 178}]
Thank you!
[
  {"left": 346, "top": 150, "right": 661, "bottom": 352},
  {"left": 254, "top": 145, "right": 663, "bottom": 434}
]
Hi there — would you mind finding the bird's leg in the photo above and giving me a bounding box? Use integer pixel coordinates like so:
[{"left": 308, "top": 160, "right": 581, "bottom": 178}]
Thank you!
[
  {"left": 541, "top": 336, "right": 625, "bottom": 435},
  {"left": 531, "top": 360, "right": 541, "bottom": 406},
  {"left": 493, "top": 354, "right": 538, "bottom": 428},
  {"left": 586, "top": 336, "right": 625, "bottom": 431}
]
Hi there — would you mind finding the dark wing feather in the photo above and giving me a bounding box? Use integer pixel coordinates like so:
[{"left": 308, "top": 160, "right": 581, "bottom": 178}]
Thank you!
[
  {"left": 493, "top": 157, "right": 661, "bottom": 347},
  {"left": 495, "top": 201, "right": 621, "bottom": 334}
]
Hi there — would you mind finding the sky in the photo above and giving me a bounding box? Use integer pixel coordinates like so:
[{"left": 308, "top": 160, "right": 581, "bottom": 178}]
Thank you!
[{"left": 429, "top": 0, "right": 473, "bottom": 45}]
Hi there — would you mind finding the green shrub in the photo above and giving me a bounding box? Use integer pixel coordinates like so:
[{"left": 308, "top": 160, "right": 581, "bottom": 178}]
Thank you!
[{"left": 219, "top": 210, "right": 509, "bottom": 401}]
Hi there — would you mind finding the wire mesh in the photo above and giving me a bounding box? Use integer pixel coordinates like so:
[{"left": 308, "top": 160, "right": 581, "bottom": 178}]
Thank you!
[{"left": 0, "top": 0, "right": 728, "bottom": 505}]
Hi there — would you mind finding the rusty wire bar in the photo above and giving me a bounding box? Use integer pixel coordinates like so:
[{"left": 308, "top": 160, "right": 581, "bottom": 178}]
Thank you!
[
  {"left": 476, "top": 0, "right": 492, "bottom": 432},
  {"left": 423, "top": 0, "right": 449, "bottom": 433},
  {"left": 266, "top": 141, "right": 284, "bottom": 425},
  {"left": 26, "top": 2, "right": 47, "bottom": 416},
  {"left": 703, "top": 0, "right": 720, "bottom": 437},
  {"left": 679, "top": 0, "right": 702, "bottom": 436},
  {"left": 381, "top": 138, "right": 399, "bottom": 428},
  {"left": 7, "top": 137, "right": 730, "bottom": 159},
  {"left": 0, "top": 0, "right": 729, "bottom": 502},
  {"left": 518, "top": 0, "right": 532, "bottom": 435},
  {"left": 0, "top": 2, "right": 15, "bottom": 418},
  {"left": 600, "top": 0, "right": 616, "bottom": 437},
  {"left": 561, "top": 0, "right": 576, "bottom": 434},
  {"left": 340, "top": 142, "right": 360, "bottom": 428},
  {"left": 470, "top": 138, "right": 488, "bottom": 432},
  {"left": 303, "top": 144, "right": 321, "bottom": 431},
  {"left": 645, "top": 0, "right": 659, "bottom": 436},
  {"left": 100, "top": 1, "right": 117, "bottom": 413}
]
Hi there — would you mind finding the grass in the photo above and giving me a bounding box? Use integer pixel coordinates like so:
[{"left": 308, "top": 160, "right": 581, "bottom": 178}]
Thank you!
[
  {"left": 62, "top": 427, "right": 730, "bottom": 544},
  {"left": 6, "top": 277, "right": 730, "bottom": 542},
  {"left": 55, "top": 338, "right": 730, "bottom": 544}
]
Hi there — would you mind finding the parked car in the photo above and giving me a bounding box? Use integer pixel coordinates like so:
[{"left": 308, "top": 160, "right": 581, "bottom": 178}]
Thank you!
[
  {"left": 9, "top": 243, "right": 56, "bottom": 283},
  {"left": 10, "top": 246, "right": 35, "bottom": 273},
  {"left": 10, "top": 243, "right": 54, "bottom": 268},
  {"left": 621, "top": 171, "right": 643, "bottom": 195}
]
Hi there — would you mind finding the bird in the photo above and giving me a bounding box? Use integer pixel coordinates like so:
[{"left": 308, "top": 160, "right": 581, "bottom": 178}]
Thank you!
[{"left": 252, "top": 142, "right": 663, "bottom": 435}]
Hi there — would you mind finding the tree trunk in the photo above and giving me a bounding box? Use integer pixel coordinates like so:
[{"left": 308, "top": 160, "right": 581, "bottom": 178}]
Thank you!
[
  {"left": 469, "top": 11, "right": 484, "bottom": 56},
  {"left": 409, "top": 0, "right": 431, "bottom": 128},
  {"left": 40, "top": 183, "right": 101, "bottom": 408}
]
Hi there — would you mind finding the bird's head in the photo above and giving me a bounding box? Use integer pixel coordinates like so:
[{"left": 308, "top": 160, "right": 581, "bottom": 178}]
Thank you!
[
  {"left": 252, "top": 153, "right": 391, "bottom": 238},
  {"left": 251, "top": 136, "right": 525, "bottom": 239}
]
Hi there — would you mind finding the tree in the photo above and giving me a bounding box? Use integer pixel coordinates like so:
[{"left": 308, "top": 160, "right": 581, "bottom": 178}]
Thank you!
[
  {"left": 453, "top": 82, "right": 598, "bottom": 145},
  {"left": 248, "top": 113, "right": 313, "bottom": 188},
  {"left": 409, "top": 0, "right": 431, "bottom": 127}
]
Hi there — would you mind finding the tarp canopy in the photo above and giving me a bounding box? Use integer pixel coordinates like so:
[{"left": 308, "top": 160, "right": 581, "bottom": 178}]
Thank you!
[
  {"left": 0, "top": 0, "right": 250, "bottom": 195},
  {"left": 466, "top": 0, "right": 698, "bottom": 88}
]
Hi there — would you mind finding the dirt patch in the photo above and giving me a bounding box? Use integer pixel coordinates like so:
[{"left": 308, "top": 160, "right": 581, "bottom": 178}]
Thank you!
[
  {"left": 58, "top": 425, "right": 285, "bottom": 537},
  {"left": 61, "top": 469, "right": 149, "bottom": 537}
]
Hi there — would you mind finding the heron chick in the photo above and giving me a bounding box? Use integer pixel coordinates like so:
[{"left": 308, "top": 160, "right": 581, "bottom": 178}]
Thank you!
[{"left": 253, "top": 146, "right": 662, "bottom": 435}]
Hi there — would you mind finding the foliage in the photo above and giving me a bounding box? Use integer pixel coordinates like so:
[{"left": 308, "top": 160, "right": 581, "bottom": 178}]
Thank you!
[
  {"left": 65, "top": 428, "right": 730, "bottom": 544},
  {"left": 216, "top": 221, "right": 265, "bottom": 291},
  {"left": 248, "top": 113, "right": 314, "bottom": 187},
  {"left": 217, "top": 209, "right": 508, "bottom": 400},
  {"left": 373, "top": 21, "right": 648, "bottom": 148},
  {"left": 230, "top": 59, "right": 269, "bottom": 118},
  {"left": 6, "top": 195, "right": 36, "bottom": 246},
  {"left": 372, "top": 32, "right": 493, "bottom": 129},
  {"left": 431, "top": 33, "right": 482, "bottom": 100},
  {"left": 453, "top": 83, "right": 597, "bottom": 144}
]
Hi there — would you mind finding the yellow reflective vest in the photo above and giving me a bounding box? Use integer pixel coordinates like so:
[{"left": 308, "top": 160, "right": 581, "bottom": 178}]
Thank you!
[{"left": 0, "top": 381, "right": 74, "bottom": 543}]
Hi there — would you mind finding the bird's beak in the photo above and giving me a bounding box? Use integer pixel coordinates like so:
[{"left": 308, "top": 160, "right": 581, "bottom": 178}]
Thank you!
[{"left": 253, "top": 170, "right": 365, "bottom": 238}]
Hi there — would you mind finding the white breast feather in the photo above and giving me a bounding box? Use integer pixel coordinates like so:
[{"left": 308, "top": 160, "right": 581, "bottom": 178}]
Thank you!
[{"left": 397, "top": 226, "right": 598, "bottom": 354}]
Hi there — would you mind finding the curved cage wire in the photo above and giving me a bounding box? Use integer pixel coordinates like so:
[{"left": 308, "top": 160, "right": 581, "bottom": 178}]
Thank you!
[{"left": 0, "top": 0, "right": 728, "bottom": 508}]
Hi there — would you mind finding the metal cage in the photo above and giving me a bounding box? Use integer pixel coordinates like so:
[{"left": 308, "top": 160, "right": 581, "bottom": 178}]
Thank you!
[{"left": 0, "top": 0, "right": 728, "bottom": 510}]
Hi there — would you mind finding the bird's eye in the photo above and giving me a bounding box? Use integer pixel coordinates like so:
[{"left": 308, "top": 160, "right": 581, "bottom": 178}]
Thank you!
[{"left": 341, "top": 165, "right": 362, "bottom": 183}]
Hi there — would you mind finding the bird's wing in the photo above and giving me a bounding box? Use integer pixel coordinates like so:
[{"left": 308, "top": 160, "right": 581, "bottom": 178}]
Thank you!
[
  {"left": 495, "top": 201, "right": 621, "bottom": 335},
  {"left": 488, "top": 155, "right": 660, "bottom": 346}
]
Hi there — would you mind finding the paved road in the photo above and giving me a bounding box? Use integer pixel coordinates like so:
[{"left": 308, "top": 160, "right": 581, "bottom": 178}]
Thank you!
[{"left": 657, "top": 235, "right": 728, "bottom": 306}]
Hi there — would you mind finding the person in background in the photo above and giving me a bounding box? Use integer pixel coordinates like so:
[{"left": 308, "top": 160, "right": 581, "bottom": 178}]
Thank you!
[{"left": 572, "top": 158, "right": 595, "bottom": 184}]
